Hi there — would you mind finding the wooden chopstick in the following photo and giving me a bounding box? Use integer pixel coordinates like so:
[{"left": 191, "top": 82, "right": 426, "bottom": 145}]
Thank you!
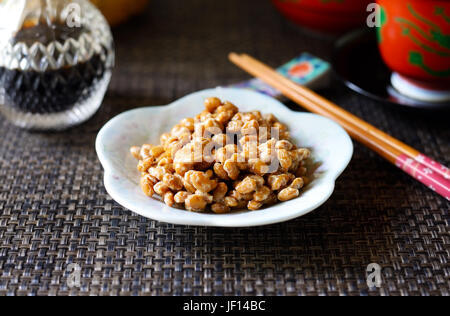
[
  {"left": 237, "top": 53, "right": 450, "bottom": 181},
  {"left": 228, "top": 53, "right": 450, "bottom": 200}
]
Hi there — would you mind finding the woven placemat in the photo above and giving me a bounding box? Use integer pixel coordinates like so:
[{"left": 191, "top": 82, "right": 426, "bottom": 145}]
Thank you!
[{"left": 0, "top": 0, "right": 449, "bottom": 296}]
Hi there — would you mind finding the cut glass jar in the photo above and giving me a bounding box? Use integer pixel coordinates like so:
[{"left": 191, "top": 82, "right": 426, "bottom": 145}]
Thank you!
[{"left": 0, "top": 0, "right": 114, "bottom": 130}]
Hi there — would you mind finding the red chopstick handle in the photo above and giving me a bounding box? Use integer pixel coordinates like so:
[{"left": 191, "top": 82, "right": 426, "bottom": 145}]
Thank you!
[
  {"left": 396, "top": 154, "right": 450, "bottom": 200},
  {"left": 414, "top": 154, "right": 450, "bottom": 181}
]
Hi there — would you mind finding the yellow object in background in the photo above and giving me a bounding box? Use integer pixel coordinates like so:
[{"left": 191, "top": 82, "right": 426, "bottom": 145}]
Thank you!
[{"left": 90, "top": 0, "right": 149, "bottom": 26}]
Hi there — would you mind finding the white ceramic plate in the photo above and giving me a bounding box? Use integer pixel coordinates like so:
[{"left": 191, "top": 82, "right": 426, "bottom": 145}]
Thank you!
[{"left": 96, "top": 88, "right": 353, "bottom": 227}]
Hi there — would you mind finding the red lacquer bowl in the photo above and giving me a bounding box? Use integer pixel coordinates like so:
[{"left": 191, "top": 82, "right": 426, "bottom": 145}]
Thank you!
[
  {"left": 272, "top": 0, "right": 372, "bottom": 34},
  {"left": 377, "top": 0, "right": 450, "bottom": 88}
]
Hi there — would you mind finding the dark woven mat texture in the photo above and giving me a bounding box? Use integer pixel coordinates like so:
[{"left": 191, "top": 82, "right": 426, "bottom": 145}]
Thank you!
[{"left": 0, "top": 0, "right": 449, "bottom": 296}]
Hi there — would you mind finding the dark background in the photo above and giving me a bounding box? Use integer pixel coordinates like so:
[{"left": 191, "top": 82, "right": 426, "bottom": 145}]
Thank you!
[{"left": 0, "top": 0, "right": 448, "bottom": 296}]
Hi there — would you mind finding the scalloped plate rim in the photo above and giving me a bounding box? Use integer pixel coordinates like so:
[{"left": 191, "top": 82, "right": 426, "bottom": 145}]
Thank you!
[{"left": 96, "top": 88, "right": 353, "bottom": 227}]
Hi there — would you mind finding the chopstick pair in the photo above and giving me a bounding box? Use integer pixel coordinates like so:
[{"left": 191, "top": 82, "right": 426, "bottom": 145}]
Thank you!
[{"left": 228, "top": 53, "right": 450, "bottom": 200}]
